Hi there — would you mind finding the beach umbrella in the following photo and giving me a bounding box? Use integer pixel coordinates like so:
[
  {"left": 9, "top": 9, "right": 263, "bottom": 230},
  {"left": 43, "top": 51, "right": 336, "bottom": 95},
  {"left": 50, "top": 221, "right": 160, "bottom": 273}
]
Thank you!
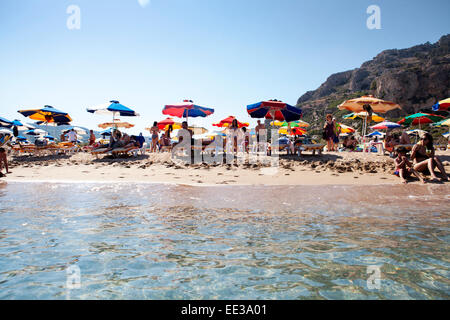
[
  {"left": 156, "top": 117, "right": 183, "bottom": 130},
  {"left": 370, "top": 121, "right": 402, "bottom": 130},
  {"left": 338, "top": 95, "right": 401, "bottom": 136},
  {"left": 98, "top": 119, "right": 134, "bottom": 129},
  {"left": 432, "top": 118, "right": 450, "bottom": 127},
  {"left": 11, "top": 119, "right": 35, "bottom": 130},
  {"left": 366, "top": 131, "right": 384, "bottom": 137},
  {"left": 16, "top": 136, "right": 28, "bottom": 142},
  {"left": 407, "top": 129, "right": 428, "bottom": 136},
  {"left": 247, "top": 100, "right": 302, "bottom": 122},
  {"left": 343, "top": 111, "right": 385, "bottom": 123},
  {"left": 189, "top": 126, "right": 208, "bottom": 135},
  {"left": 18, "top": 105, "right": 72, "bottom": 124},
  {"left": 65, "top": 127, "right": 87, "bottom": 135},
  {"left": 398, "top": 113, "right": 445, "bottom": 128},
  {"left": 87, "top": 100, "right": 140, "bottom": 119},
  {"left": 44, "top": 135, "right": 55, "bottom": 140},
  {"left": 25, "top": 128, "right": 47, "bottom": 136},
  {"left": 278, "top": 127, "right": 306, "bottom": 136},
  {"left": 338, "top": 95, "right": 401, "bottom": 113},
  {"left": 432, "top": 98, "right": 450, "bottom": 112},
  {"left": 0, "top": 128, "right": 13, "bottom": 135},
  {"left": 162, "top": 100, "right": 214, "bottom": 124},
  {"left": 443, "top": 132, "right": 449, "bottom": 139},
  {"left": 213, "top": 116, "right": 249, "bottom": 128},
  {"left": 339, "top": 123, "right": 355, "bottom": 134},
  {"left": 0, "top": 117, "right": 12, "bottom": 128},
  {"left": 271, "top": 120, "right": 310, "bottom": 128}
]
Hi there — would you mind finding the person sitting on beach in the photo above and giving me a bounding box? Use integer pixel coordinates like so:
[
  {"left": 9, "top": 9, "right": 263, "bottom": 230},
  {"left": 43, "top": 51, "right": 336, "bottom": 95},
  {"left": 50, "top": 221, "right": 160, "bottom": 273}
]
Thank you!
[
  {"left": 411, "top": 133, "right": 448, "bottom": 182},
  {"left": 0, "top": 147, "right": 9, "bottom": 177},
  {"left": 150, "top": 122, "right": 160, "bottom": 153},
  {"left": 107, "top": 129, "right": 122, "bottom": 150},
  {"left": 134, "top": 133, "right": 146, "bottom": 149},
  {"left": 400, "top": 130, "right": 411, "bottom": 145},
  {"left": 394, "top": 146, "right": 426, "bottom": 184},
  {"left": 67, "top": 129, "right": 77, "bottom": 144},
  {"left": 60, "top": 132, "right": 66, "bottom": 142}
]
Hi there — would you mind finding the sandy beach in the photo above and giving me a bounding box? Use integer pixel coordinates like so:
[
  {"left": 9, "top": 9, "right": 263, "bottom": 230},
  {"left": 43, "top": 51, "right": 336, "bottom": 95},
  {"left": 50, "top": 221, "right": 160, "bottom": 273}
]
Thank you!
[{"left": 3, "top": 150, "right": 450, "bottom": 187}]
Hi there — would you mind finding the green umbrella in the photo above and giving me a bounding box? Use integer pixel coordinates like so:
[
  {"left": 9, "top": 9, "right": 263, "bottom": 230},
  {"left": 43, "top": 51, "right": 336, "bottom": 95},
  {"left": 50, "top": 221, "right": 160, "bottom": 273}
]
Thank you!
[{"left": 398, "top": 113, "right": 445, "bottom": 129}]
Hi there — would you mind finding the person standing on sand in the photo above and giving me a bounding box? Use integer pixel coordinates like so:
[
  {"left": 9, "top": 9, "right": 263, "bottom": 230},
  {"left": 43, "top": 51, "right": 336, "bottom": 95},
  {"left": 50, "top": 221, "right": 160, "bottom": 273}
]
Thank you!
[
  {"left": 150, "top": 121, "right": 160, "bottom": 152},
  {"left": 89, "top": 130, "right": 96, "bottom": 145},
  {"left": 411, "top": 133, "right": 448, "bottom": 182},
  {"left": 323, "top": 114, "right": 336, "bottom": 152},
  {"left": 255, "top": 120, "right": 265, "bottom": 143},
  {"left": 0, "top": 148, "right": 9, "bottom": 177}
]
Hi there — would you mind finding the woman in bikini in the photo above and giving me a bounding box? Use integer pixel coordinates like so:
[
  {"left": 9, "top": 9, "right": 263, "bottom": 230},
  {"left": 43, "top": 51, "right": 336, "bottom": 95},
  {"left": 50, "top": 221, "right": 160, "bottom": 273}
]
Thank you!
[
  {"left": 411, "top": 133, "right": 448, "bottom": 182},
  {"left": 150, "top": 121, "right": 160, "bottom": 153}
]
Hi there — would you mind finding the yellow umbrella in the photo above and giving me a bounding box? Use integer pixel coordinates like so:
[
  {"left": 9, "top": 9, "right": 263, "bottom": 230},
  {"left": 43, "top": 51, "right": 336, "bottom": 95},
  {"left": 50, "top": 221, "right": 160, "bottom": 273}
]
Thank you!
[
  {"left": 278, "top": 127, "right": 307, "bottom": 136},
  {"left": 99, "top": 119, "right": 134, "bottom": 129},
  {"left": 270, "top": 120, "right": 310, "bottom": 128},
  {"left": 344, "top": 111, "right": 385, "bottom": 123},
  {"left": 339, "top": 124, "right": 356, "bottom": 134}
]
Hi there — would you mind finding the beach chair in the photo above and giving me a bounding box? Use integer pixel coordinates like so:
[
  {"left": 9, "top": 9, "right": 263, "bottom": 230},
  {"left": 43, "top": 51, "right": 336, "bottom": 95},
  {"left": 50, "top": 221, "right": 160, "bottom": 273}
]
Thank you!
[
  {"left": 132, "top": 142, "right": 147, "bottom": 156},
  {"left": 110, "top": 146, "right": 139, "bottom": 157},
  {"left": 0, "top": 134, "right": 11, "bottom": 147},
  {"left": 296, "top": 144, "right": 325, "bottom": 156}
]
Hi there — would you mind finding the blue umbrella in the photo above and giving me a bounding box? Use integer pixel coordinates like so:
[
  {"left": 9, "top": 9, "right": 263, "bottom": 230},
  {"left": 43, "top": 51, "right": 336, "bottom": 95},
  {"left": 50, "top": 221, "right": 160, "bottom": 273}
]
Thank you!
[
  {"left": 18, "top": 105, "right": 72, "bottom": 124},
  {"left": 366, "top": 131, "right": 384, "bottom": 137},
  {"left": 247, "top": 100, "right": 302, "bottom": 122},
  {"left": 0, "top": 117, "right": 12, "bottom": 128},
  {"left": 99, "top": 128, "right": 112, "bottom": 137},
  {"left": 16, "top": 136, "right": 28, "bottom": 141},
  {"left": 25, "top": 129, "right": 47, "bottom": 136},
  {"left": 44, "top": 135, "right": 55, "bottom": 140},
  {"left": 87, "top": 100, "right": 140, "bottom": 118}
]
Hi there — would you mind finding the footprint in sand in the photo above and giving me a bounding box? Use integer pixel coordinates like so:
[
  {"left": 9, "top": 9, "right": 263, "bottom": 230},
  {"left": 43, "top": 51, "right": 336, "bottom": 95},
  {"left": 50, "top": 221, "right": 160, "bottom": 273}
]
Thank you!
[
  {"left": 380, "top": 177, "right": 387, "bottom": 180},
  {"left": 82, "top": 171, "right": 89, "bottom": 173},
  {"left": 353, "top": 176, "right": 359, "bottom": 179}
]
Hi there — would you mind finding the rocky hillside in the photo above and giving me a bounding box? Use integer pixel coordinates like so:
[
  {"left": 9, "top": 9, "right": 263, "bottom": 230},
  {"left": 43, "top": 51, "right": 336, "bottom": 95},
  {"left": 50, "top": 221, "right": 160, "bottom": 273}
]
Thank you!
[{"left": 297, "top": 34, "right": 450, "bottom": 133}]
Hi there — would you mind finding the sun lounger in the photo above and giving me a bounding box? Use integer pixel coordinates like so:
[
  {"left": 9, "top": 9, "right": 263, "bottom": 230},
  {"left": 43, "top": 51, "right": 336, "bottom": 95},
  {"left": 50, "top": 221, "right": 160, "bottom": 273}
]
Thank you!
[
  {"left": 296, "top": 144, "right": 325, "bottom": 156},
  {"left": 110, "top": 146, "right": 139, "bottom": 157},
  {"left": 0, "top": 134, "right": 11, "bottom": 147}
]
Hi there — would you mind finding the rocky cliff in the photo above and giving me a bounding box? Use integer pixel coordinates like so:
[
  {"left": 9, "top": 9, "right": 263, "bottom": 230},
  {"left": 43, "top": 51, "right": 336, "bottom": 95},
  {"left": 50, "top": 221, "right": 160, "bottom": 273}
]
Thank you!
[{"left": 297, "top": 34, "right": 450, "bottom": 130}]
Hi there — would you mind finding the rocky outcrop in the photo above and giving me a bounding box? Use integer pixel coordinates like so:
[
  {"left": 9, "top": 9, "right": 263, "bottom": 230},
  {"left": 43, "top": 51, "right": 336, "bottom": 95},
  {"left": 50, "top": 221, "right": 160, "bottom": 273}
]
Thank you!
[{"left": 297, "top": 34, "right": 450, "bottom": 124}]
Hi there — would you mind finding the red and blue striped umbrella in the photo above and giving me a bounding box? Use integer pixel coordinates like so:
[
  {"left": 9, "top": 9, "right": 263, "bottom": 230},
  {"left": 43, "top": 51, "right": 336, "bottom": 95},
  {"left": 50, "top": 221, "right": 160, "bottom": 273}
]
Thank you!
[
  {"left": 247, "top": 100, "right": 302, "bottom": 122},
  {"left": 432, "top": 98, "right": 450, "bottom": 112},
  {"left": 162, "top": 100, "right": 214, "bottom": 120}
]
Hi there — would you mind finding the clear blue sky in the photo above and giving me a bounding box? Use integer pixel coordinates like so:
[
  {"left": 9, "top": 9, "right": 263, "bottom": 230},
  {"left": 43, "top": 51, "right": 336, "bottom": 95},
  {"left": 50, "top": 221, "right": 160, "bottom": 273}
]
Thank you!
[{"left": 1, "top": 0, "right": 449, "bottom": 134}]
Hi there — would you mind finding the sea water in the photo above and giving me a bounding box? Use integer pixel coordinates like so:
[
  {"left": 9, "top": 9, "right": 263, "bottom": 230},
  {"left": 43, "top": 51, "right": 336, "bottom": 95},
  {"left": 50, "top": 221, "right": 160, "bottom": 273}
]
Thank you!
[{"left": 0, "top": 182, "right": 448, "bottom": 299}]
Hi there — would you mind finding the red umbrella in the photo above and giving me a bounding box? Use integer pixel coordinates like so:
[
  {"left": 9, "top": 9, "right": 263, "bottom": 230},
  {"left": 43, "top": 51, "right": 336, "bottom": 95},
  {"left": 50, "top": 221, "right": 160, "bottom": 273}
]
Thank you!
[{"left": 213, "top": 116, "right": 249, "bottom": 128}]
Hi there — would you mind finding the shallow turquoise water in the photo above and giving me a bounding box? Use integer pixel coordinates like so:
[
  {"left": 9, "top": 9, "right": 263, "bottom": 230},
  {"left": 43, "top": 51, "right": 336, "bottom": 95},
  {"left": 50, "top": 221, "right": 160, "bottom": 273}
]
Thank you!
[{"left": 0, "top": 182, "right": 449, "bottom": 299}]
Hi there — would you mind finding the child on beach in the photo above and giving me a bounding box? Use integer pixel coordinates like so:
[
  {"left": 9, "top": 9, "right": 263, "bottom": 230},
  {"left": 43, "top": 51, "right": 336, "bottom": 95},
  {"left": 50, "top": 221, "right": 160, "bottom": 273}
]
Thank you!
[
  {"left": 0, "top": 148, "right": 9, "bottom": 177},
  {"left": 394, "top": 146, "right": 426, "bottom": 184}
]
